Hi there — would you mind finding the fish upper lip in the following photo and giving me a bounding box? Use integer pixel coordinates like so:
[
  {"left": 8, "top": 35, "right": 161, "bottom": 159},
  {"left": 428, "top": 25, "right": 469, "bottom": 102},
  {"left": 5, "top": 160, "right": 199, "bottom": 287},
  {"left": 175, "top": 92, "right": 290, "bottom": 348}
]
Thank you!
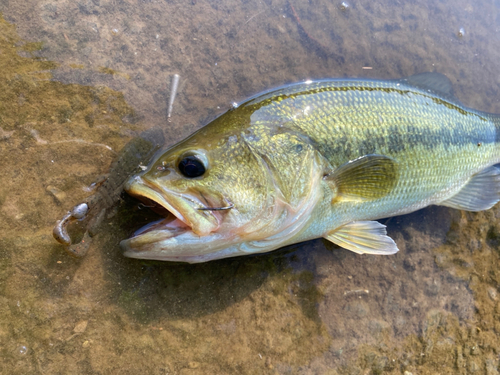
[
  {"left": 124, "top": 175, "right": 220, "bottom": 236},
  {"left": 125, "top": 175, "right": 187, "bottom": 224}
]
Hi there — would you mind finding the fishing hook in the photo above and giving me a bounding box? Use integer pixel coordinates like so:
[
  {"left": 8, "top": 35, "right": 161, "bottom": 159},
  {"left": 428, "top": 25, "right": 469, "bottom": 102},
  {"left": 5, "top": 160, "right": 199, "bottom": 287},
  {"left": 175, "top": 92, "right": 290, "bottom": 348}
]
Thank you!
[{"left": 197, "top": 198, "right": 234, "bottom": 211}]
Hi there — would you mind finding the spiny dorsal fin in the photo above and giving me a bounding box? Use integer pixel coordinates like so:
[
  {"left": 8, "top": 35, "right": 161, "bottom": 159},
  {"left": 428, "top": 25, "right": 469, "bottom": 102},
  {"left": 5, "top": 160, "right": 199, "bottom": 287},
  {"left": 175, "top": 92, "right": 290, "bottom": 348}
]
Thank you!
[
  {"left": 400, "top": 72, "right": 455, "bottom": 100},
  {"left": 325, "top": 154, "right": 397, "bottom": 201},
  {"left": 324, "top": 221, "right": 399, "bottom": 255},
  {"left": 439, "top": 165, "right": 500, "bottom": 211}
]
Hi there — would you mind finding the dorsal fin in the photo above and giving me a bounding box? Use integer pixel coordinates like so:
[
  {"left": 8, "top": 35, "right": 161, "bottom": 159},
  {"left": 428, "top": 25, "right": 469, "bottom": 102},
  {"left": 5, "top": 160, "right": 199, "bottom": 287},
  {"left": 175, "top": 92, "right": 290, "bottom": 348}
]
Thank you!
[{"left": 399, "top": 72, "right": 456, "bottom": 101}]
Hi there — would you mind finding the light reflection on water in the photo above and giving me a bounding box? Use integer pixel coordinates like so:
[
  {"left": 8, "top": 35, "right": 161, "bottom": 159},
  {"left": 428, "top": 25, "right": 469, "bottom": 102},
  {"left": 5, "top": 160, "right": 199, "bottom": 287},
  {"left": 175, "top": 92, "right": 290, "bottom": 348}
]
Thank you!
[{"left": 0, "top": 0, "right": 499, "bottom": 373}]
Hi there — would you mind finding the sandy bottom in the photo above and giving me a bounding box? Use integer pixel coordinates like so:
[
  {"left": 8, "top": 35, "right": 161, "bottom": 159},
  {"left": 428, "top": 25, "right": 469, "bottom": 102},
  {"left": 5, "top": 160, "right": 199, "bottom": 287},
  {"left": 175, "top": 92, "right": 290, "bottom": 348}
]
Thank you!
[{"left": 0, "top": 0, "right": 499, "bottom": 373}]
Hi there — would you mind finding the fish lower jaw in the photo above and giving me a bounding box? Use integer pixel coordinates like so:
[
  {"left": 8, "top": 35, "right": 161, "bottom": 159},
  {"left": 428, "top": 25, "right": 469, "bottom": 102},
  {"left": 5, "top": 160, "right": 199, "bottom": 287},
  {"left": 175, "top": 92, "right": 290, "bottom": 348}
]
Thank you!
[
  {"left": 120, "top": 230, "right": 242, "bottom": 263},
  {"left": 121, "top": 239, "right": 276, "bottom": 264},
  {"left": 120, "top": 222, "right": 295, "bottom": 263},
  {"left": 122, "top": 245, "right": 239, "bottom": 263}
]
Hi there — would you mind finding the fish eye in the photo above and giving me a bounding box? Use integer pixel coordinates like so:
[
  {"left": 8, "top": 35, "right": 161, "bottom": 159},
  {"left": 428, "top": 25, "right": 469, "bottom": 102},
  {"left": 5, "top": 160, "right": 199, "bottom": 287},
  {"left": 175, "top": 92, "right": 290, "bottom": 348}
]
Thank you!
[{"left": 178, "top": 155, "right": 206, "bottom": 178}]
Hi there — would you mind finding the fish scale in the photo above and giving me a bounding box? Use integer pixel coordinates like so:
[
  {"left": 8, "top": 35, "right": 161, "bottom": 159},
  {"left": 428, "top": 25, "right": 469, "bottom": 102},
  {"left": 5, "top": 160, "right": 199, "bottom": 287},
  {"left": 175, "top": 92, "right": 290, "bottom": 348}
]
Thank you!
[
  {"left": 267, "top": 84, "right": 494, "bottom": 168},
  {"left": 120, "top": 73, "right": 500, "bottom": 262}
]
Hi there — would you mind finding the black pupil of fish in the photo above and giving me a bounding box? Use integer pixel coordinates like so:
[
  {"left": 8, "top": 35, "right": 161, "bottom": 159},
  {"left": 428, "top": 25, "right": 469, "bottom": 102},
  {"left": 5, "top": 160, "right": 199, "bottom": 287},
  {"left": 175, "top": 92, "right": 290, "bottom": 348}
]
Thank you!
[{"left": 178, "top": 156, "right": 205, "bottom": 178}]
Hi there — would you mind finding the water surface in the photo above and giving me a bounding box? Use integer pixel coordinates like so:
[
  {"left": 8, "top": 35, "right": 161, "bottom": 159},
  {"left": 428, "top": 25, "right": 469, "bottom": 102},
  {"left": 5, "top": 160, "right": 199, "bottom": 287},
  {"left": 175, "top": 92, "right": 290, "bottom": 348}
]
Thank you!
[{"left": 0, "top": 0, "right": 500, "bottom": 373}]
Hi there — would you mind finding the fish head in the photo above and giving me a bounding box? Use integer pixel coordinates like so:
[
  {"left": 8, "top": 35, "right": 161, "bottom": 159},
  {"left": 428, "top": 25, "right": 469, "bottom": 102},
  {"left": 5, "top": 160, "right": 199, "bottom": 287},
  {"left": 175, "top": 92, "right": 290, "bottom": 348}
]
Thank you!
[{"left": 120, "top": 114, "right": 324, "bottom": 262}]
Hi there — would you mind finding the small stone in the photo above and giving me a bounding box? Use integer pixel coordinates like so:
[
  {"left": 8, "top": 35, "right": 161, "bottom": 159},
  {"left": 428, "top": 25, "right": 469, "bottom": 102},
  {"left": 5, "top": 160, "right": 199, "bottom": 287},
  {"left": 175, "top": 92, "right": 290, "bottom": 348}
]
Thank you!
[
  {"left": 404, "top": 372, "right": 413, "bottom": 375},
  {"left": 73, "top": 320, "right": 88, "bottom": 333},
  {"left": 485, "top": 359, "right": 500, "bottom": 375},
  {"left": 265, "top": 357, "right": 273, "bottom": 369},
  {"left": 46, "top": 185, "right": 67, "bottom": 204},
  {"left": 340, "top": 1, "right": 350, "bottom": 11},
  {"left": 188, "top": 362, "right": 199, "bottom": 369},
  {"left": 0, "top": 127, "right": 14, "bottom": 141},
  {"left": 456, "top": 345, "right": 465, "bottom": 369},
  {"left": 468, "top": 239, "right": 481, "bottom": 252},
  {"left": 469, "top": 360, "right": 480, "bottom": 373},
  {"left": 470, "top": 345, "right": 481, "bottom": 356},
  {"left": 82, "top": 340, "right": 90, "bottom": 348},
  {"left": 488, "top": 287, "right": 498, "bottom": 301},
  {"left": 424, "top": 279, "right": 441, "bottom": 296}
]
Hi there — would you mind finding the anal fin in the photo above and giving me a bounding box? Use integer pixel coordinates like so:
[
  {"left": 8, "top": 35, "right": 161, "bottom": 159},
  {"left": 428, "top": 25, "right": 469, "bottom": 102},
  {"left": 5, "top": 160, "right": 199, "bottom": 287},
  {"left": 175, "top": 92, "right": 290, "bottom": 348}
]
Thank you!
[
  {"left": 324, "top": 221, "right": 399, "bottom": 255},
  {"left": 439, "top": 165, "right": 500, "bottom": 211}
]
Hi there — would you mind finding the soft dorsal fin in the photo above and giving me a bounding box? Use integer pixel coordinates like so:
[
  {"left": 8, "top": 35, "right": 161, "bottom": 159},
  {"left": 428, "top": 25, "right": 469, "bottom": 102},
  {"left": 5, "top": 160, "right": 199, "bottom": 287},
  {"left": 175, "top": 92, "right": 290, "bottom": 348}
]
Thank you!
[
  {"left": 324, "top": 221, "right": 399, "bottom": 255},
  {"left": 439, "top": 165, "right": 500, "bottom": 211},
  {"left": 400, "top": 72, "right": 455, "bottom": 100},
  {"left": 325, "top": 154, "right": 398, "bottom": 202}
]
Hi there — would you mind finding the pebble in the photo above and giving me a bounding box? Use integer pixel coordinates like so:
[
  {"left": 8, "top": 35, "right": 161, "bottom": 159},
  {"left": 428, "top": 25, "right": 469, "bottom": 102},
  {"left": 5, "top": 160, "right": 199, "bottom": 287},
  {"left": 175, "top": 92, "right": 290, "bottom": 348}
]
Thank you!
[
  {"left": 340, "top": 2, "right": 350, "bottom": 11},
  {"left": 485, "top": 359, "right": 500, "bottom": 375},
  {"left": 468, "top": 239, "right": 481, "bottom": 252},
  {"left": 46, "top": 185, "right": 67, "bottom": 204},
  {"left": 73, "top": 320, "right": 88, "bottom": 333},
  {"left": 469, "top": 360, "right": 480, "bottom": 373},
  {"left": 265, "top": 357, "right": 273, "bottom": 369},
  {"left": 424, "top": 279, "right": 440, "bottom": 296},
  {"left": 488, "top": 287, "right": 498, "bottom": 301},
  {"left": 470, "top": 345, "right": 481, "bottom": 356},
  {"left": 0, "top": 127, "right": 14, "bottom": 140}
]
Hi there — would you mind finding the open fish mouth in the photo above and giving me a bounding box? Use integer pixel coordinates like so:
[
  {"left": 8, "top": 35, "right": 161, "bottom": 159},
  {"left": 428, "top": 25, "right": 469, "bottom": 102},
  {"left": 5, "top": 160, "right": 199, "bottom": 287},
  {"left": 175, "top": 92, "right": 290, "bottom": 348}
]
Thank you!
[{"left": 120, "top": 175, "right": 223, "bottom": 256}]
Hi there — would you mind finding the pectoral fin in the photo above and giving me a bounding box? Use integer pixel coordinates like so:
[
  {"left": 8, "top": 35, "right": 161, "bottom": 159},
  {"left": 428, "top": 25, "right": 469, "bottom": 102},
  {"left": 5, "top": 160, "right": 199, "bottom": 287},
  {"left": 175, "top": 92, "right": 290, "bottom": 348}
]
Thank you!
[
  {"left": 325, "top": 154, "right": 397, "bottom": 201},
  {"left": 324, "top": 221, "right": 399, "bottom": 255},
  {"left": 439, "top": 165, "right": 500, "bottom": 211}
]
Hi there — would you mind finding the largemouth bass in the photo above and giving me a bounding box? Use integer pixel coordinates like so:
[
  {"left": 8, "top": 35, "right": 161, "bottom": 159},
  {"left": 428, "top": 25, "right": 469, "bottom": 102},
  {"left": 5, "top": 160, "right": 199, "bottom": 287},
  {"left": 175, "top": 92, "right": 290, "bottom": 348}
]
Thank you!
[{"left": 121, "top": 73, "right": 500, "bottom": 263}]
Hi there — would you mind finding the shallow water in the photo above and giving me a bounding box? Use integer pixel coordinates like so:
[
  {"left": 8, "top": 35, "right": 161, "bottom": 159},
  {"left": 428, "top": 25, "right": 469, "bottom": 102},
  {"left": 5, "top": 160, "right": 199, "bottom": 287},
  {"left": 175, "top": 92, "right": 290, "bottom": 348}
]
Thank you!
[{"left": 0, "top": 0, "right": 499, "bottom": 374}]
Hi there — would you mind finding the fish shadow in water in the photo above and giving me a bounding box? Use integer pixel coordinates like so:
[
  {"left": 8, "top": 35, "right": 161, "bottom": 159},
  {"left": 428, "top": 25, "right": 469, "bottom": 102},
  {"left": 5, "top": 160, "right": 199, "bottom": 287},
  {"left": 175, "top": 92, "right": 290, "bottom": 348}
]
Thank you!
[
  {"left": 46, "top": 195, "right": 460, "bottom": 325},
  {"left": 91, "top": 193, "right": 320, "bottom": 322},
  {"left": 93, "top": 199, "right": 459, "bottom": 323}
]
